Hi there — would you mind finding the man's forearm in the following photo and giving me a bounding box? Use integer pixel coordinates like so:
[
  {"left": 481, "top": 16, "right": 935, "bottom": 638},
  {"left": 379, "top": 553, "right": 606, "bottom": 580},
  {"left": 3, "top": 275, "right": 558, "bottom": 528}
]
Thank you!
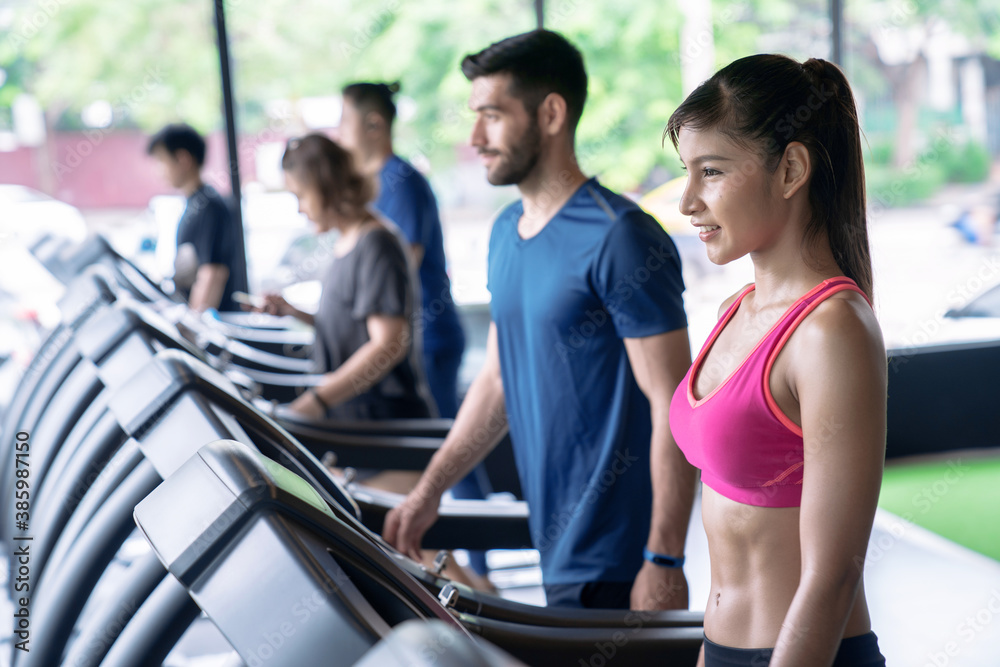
[
  {"left": 647, "top": 406, "right": 698, "bottom": 555},
  {"left": 412, "top": 367, "right": 508, "bottom": 503},
  {"left": 189, "top": 264, "right": 228, "bottom": 312}
]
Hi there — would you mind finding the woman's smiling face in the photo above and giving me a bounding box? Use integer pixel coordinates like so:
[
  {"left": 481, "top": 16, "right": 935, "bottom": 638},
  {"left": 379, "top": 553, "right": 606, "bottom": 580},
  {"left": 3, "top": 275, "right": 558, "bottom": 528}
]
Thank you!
[{"left": 676, "top": 126, "right": 788, "bottom": 266}]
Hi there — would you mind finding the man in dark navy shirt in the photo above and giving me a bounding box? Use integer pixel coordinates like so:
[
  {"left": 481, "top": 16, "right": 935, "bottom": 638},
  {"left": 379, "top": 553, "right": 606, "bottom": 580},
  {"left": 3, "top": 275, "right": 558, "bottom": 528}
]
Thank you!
[
  {"left": 148, "top": 123, "right": 248, "bottom": 312},
  {"left": 385, "top": 31, "right": 698, "bottom": 611}
]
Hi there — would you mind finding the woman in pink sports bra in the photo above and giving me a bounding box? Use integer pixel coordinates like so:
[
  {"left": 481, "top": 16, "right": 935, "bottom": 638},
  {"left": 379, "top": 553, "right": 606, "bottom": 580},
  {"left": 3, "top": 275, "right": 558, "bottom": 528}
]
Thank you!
[{"left": 663, "top": 55, "right": 887, "bottom": 666}]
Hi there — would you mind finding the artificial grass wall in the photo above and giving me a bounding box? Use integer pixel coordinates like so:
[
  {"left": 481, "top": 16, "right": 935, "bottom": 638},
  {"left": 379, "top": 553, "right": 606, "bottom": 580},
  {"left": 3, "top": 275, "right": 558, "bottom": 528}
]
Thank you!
[{"left": 877, "top": 455, "right": 1000, "bottom": 562}]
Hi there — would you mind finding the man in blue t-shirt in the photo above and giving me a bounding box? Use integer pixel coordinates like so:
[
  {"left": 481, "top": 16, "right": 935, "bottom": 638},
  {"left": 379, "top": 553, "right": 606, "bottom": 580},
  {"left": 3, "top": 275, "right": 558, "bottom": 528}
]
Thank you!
[
  {"left": 338, "top": 83, "right": 493, "bottom": 587},
  {"left": 147, "top": 123, "right": 248, "bottom": 312},
  {"left": 337, "top": 82, "right": 467, "bottom": 419},
  {"left": 385, "top": 31, "right": 698, "bottom": 611}
]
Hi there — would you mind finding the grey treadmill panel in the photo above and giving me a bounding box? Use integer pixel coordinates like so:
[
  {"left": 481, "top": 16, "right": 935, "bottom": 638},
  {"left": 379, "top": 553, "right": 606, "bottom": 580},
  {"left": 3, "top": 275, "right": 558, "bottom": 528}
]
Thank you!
[
  {"left": 108, "top": 349, "right": 242, "bottom": 437},
  {"left": 355, "top": 620, "right": 528, "bottom": 667},
  {"left": 134, "top": 439, "right": 454, "bottom": 666}
]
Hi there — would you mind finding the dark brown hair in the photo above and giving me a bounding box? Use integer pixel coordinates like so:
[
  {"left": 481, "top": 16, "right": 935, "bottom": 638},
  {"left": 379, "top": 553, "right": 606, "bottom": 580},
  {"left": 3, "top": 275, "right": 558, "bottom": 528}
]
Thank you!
[
  {"left": 461, "top": 30, "right": 588, "bottom": 135},
  {"left": 665, "top": 54, "right": 872, "bottom": 300},
  {"left": 342, "top": 81, "right": 400, "bottom": 128},
  {"left": 281, "top": 133, "right": 374, "bottom": 218}
]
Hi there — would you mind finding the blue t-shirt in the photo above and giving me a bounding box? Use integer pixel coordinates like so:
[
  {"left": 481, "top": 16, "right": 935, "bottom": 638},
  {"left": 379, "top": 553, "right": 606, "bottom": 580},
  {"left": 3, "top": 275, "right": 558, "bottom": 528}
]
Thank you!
[
  {"left": 375, "top": 155, "right": 464, "bottom": 352},
  {"left": 487, "top": 177, "right": 687, "bottom": 584}
]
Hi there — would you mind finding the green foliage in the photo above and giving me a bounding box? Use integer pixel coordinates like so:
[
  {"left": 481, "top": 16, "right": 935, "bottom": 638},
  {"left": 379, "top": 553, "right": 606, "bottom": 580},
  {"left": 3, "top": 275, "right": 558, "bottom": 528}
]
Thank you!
[
  {"left": 866, "top": 160, "right": 947, "bottom": 207},
  {"left": 939, "top": 140, "right": 992, "bottom": 184},
  {"left": 0, "top": 0, "right": 996, "bottom": 194},
  {"left": 865, "top": 139, "right": 895, "bottom": 166},
  {"left": 865, "top": 138, "right": 990, "bottom": 206},
  {"left": 322, "top": 0, "right": 535, "bottom": 170},
  {"left": 551, "top": 0, "right": 684, "bottom": 190},
  {"left": 2, "top": 0, "right": 222, "bottom": 132}
]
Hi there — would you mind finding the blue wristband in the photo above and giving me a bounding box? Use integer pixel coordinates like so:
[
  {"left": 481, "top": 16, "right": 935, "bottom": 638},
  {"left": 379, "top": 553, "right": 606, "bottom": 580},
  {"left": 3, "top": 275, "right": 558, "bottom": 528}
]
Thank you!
[{"left": 643, "top": 547, "right": 685, "bottom": 568}]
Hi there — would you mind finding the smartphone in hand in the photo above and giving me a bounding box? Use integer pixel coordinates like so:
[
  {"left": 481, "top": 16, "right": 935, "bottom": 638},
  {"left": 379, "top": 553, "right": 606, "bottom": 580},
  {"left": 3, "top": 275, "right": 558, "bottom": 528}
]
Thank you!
[{"left": 232, "top": 291, "right": 265, "bottom": 310}]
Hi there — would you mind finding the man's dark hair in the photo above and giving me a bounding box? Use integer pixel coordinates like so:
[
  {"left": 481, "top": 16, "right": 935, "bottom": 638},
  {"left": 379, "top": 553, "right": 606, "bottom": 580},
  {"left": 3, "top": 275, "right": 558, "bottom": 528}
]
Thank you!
[
  {"left": 461, "top": 30, "right": 588, "bottom": 134},
  {"left": 146, "top": 123, "right": 207, "bottom": 166},
  {"left": 342, "top": 81, "right": 400, "bottom": 129}
]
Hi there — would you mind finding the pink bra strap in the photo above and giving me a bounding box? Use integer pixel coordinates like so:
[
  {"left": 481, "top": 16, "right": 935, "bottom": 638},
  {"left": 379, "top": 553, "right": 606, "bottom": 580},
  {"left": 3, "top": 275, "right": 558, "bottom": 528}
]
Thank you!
[{"left": 762, "top": 278, "right": 870, "bottom": 436}]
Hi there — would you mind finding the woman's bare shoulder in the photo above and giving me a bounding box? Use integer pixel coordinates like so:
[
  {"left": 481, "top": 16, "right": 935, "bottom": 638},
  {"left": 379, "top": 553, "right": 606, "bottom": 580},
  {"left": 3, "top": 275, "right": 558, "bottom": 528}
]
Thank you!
[
  {"left": 793, "top": 290, "right": 885, "bottom": 369},
  {"left": 717, "top": 283, "right": 754, "bottom": 319}
]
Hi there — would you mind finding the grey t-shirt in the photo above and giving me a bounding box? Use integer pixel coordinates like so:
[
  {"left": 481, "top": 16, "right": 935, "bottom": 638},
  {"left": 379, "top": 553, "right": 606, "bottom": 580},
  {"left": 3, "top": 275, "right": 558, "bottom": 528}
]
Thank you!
[{"left": 312, "top": 224, "right": 432, "bottom": 420}]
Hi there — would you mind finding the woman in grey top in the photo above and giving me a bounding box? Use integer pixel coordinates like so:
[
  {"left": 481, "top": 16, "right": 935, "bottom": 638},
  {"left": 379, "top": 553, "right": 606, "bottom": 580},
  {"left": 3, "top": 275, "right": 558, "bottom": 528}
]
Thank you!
[{"left": 260, "top": 134, "right": 432, "bottom": 421}]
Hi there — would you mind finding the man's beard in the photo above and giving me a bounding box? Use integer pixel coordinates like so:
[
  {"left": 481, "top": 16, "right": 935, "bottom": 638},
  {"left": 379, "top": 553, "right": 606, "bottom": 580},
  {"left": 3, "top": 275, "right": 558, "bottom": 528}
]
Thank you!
[{"left": 485, "top": 119, "right": 542, "bottom": 186}]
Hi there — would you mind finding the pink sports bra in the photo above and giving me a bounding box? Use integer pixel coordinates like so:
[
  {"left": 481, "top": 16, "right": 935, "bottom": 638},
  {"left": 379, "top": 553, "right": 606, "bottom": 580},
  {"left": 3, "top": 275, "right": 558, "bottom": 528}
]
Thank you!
[{"left": 669, "top": 277, "right": 870, "bottom": 507}]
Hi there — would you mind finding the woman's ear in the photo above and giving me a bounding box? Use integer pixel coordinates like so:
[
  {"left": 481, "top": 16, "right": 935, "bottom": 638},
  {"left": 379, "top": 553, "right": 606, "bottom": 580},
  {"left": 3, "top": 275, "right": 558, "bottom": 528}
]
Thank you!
[{"left": 781, "top": 142, "right": 811, "bottom": 199}]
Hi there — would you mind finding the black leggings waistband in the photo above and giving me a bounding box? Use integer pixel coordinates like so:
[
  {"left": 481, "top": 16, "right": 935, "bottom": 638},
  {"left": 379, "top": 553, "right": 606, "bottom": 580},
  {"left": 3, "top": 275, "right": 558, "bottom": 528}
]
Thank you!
[{"left": 703, "top": 631, "right": 886, "bottom": 667}]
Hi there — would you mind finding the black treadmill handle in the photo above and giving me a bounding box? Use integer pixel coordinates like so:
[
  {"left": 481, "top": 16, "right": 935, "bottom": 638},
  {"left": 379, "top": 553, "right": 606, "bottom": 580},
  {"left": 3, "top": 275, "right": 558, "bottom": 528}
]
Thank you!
[
  {"left": 280, "top": 422, "right": 444, "bottom": 470},
  {"left": 354, "top": 487, "right": 532, "bottom": 551},
  {"left": 275, "top": 413, "right": 455, "bottom": 438}
]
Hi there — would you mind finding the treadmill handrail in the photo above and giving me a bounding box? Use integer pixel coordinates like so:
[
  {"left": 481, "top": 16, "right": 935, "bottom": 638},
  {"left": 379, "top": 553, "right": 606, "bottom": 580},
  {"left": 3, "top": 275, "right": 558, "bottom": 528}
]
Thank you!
[{"left": 276, "top": 419, "right": 444, "bottom": 470}]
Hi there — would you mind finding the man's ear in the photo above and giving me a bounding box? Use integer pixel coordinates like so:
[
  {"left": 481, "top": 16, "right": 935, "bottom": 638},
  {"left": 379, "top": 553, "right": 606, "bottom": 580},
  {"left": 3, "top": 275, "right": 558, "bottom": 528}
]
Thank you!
[
  {"left": 537, "top": 92, "right": 569, "bottom": 137},
  {"left": 364, "top": 111, "right": 385, "bottom": 133},
  {"left": 780, "top": 141, "right": 811, "bottom": 200},
  {"left": 175, "top": 149, "right": 196, "bottom": 172}
]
